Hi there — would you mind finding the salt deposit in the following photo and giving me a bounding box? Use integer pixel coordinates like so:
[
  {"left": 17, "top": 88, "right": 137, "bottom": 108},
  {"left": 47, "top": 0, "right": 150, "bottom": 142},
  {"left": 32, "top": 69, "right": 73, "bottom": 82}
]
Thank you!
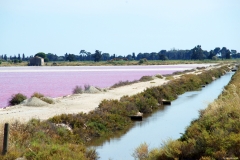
[
  {"left": 84, "top": 86, "right": 102, "bottom": 94},
  {"left": 23, "top": 97, "right": 49, "bottom": 107}
]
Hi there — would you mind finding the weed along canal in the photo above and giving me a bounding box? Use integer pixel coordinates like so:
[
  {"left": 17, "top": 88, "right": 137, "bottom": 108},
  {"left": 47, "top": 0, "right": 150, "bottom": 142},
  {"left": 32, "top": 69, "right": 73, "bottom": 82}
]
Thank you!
[{"left": 91, "top": 71, "right": 234, "bottom": 160}]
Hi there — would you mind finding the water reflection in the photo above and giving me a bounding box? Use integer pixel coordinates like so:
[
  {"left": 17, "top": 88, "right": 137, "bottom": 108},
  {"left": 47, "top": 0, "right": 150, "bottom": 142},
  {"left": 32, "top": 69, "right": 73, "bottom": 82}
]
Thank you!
[{"left": 93, "top": 72, "right": 234, "bottom": 160}]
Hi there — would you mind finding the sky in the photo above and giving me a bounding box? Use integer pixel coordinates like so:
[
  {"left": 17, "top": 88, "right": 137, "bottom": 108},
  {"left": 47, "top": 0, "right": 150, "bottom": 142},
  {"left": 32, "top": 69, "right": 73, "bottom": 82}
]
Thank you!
[{"left": 0, "top": 0, "right": 240, "bottom": 57}]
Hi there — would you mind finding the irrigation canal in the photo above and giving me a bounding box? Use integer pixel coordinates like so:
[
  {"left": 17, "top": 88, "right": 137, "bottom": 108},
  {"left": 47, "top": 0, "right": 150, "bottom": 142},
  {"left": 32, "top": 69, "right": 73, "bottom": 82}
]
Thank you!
[{"left": 90, "top": 71, "right": 235, "bottom": 160}]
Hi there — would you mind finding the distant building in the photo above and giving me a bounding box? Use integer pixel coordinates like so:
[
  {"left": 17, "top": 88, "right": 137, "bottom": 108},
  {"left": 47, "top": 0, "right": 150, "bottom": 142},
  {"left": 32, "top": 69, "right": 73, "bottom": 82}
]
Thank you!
[{"left": 29, "top": 56, "right": 44, "bottom": 66}]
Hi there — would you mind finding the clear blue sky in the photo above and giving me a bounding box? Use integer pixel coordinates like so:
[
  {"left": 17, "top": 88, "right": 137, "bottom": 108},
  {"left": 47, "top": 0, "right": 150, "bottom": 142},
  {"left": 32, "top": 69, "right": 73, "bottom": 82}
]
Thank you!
[{"left": 1, "top": 0, "right": 239, "bottom": 57}]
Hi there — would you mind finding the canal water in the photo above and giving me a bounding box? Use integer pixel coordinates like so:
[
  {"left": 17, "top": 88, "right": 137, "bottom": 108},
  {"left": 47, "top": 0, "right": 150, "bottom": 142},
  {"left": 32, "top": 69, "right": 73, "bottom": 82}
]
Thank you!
[{"left": 93, "top": 72, "right": 234, "bottom": 160}]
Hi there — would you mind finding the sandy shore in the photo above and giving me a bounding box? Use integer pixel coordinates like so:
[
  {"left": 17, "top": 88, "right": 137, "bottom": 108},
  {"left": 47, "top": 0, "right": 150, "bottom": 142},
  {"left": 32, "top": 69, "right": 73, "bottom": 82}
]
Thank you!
[{"left": 0, "top": 63, "right": 221, "bottom": 123}]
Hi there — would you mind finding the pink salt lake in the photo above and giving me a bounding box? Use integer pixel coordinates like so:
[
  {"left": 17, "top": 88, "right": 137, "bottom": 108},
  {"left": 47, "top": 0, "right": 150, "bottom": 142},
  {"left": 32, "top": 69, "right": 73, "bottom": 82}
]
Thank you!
[{"left": 0, "top": 64, "right": 211, "bottom": 108}]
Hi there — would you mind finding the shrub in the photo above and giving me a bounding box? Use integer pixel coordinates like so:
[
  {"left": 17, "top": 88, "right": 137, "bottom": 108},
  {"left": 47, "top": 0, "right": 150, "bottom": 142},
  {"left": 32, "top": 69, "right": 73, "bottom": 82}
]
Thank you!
[
  {"left": 31, "top": 92, "right": 44, "bottom": 99},
  {"left": 155, "top": 74, "right": 163, "bottom": 79},
  {"left": 85, "top": 148, "right": 99, "bottom": 160},
  {"left": 132, "top": 142, "right": 149, "bottom": 160},
  {"left": 84, "top": 84, "right": 90, "bottom": 91},
  {"left": 31, "top": 92, "right": 54, "bottom": 104},
  {"left": 41, "top": 97, "right": 54, "bottom": 104},
  {"left": 139, "top": 76, "right": 153, "bottom": 82},
  {"left": 145, "top": 66, "right": 238, "bottom": 159},
  {"left": 139, "top": 58, "right": 148, "bottom": 64},
  {"left": 111, "top": 80, "right": 138, "bottom": 88},
  {"left": 72, "top": 85, "right": 83, "bottom": 94},
  {"left": 8, "top": 93, "right": 27, "bottom": 106}
]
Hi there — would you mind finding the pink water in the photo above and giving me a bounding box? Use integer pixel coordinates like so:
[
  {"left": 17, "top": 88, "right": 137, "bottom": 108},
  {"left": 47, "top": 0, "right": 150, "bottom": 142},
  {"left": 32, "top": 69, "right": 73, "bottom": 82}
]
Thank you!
[{"left": 0, "top": 64, "right": 210, "bottom": 108}]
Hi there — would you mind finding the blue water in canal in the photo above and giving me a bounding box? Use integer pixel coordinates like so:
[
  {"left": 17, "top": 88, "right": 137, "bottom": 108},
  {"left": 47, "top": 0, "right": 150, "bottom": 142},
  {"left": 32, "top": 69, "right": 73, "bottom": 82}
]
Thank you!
[{"left": 94, "top": 72, "right": 234, "bottom": 160}]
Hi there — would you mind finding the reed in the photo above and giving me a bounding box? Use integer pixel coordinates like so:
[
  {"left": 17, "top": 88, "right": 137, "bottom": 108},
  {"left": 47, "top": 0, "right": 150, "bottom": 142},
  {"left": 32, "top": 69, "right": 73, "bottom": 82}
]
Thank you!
[{"left": 145, "top": 67, "right": 240, "bottom": 159}]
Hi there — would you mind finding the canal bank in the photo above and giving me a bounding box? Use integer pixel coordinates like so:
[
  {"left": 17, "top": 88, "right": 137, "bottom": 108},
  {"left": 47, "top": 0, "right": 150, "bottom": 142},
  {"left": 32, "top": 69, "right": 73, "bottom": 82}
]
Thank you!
[
  {"left": 94, "top": 71, "right": 234, "bottom": 160},
  {"left": 149, "top": 69, "right": 240, "bottom": 159}
]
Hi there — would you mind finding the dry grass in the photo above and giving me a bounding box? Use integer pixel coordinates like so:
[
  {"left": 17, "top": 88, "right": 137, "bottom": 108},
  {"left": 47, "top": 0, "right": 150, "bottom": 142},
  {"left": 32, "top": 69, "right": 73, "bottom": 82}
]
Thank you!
[
  {"left": 132, "top": 142, "right": 149, "bottom": 160},
  {"left": 146, "top": 67, "right": 240, "bottom": 159},
  {"left": 0, "top": 60, "right": 226, "bottom": 67},
  {"left": 31, "top": 92, "right": 54, "bottom": 104}
]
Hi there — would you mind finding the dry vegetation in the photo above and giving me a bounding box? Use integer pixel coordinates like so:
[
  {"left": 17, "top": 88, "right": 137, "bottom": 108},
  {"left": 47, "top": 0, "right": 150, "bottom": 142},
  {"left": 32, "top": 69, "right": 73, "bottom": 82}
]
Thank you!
[
  {"left": 0, "top": 59, "right": 235, "bottom": 67},
  {"left": 135, "top": 66, "right": 240, "bottom": 159}
]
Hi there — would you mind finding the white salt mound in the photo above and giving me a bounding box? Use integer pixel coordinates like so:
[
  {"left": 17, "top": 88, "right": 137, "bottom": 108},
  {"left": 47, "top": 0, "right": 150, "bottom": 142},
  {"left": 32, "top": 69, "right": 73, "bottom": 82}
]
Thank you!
[
  {"left": 84, "top": 86, "right": 101, "bottom": 93},
  {"left": 24, "top": 97, "right": 49, "bottom": 107}
]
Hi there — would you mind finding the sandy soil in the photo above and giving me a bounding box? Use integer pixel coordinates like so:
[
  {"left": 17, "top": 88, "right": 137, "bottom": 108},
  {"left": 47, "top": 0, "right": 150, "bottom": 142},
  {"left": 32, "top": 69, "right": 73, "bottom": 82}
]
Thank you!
[{"left": 0, "top": 63, "right": 220, "bottom": 123}]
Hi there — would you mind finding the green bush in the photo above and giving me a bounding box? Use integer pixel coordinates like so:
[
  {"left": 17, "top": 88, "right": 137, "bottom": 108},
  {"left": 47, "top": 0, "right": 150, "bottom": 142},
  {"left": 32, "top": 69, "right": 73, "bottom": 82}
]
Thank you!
[{"left": 8, "top": 93, "right": 27, "bottom": 106}]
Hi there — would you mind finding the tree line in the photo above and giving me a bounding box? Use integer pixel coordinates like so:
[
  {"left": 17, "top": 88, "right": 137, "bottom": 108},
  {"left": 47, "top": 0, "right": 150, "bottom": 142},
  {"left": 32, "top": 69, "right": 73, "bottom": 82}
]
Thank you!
[{"left": 0, "top": 46, "right": 239, "bottom": 63}]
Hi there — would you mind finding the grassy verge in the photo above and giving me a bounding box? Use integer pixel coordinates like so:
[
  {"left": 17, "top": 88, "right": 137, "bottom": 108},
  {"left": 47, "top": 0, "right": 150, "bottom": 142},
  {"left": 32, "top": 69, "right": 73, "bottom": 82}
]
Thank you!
[
  {"left": 45, "top": 60, "right": 236, "bottom": 66},
  {"left": 136, "top": 70, "right": 240, "bottom": 159},
  {"left": 0, "top": 65, "right": 230, "bottom": 159}
]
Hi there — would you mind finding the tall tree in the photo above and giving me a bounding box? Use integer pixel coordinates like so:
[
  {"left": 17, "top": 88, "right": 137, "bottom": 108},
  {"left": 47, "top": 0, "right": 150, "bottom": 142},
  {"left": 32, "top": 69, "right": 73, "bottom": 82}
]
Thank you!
[
  {"left": 126, "top": 54, "right": 133, "bottom": 60},
  {"left": 220, "top": 47, "right": 227, "bottom": 60},
  {"left": 92, "top": 50, "right": 102, "bottom": 62},
  {"left": 102, "top": 53, "right": 110, "bottom": 61},
  {"left": 132, "top": 52, "right": 136, "bottom": 60},
  {"left": 66, "top": 54, "right": 76, "bottom": 62},
  {"left": 4, "top": 54, "right": 7, "bottom": 60},
  {"left": 159, "top": 54, "right": 168, "bottom": 61},
  {"left": 22, "top": 53, "right": 25, "bottom": 61},
  {"left": 191, "top": 45, "right": 204, "bottom": 60},
  {"left": 35, "top": 52, "right": 49, "bottom": 62},
  {"left": 65, "top": 53, "right": 68, "bottom": 61},
  {"left": 35, "top": 52, "right": 46, "bottom": 58},
  {"left": 213, "top": 47, "right": 221, "bottom": 55},
  {"left": 47, "top": 53, "right": 58, "bottom": 61},
  {"left": 226, "top": 50, "right": 231, "bottom": 59},
  {"left": 136, "top": 53, "right": 144, "bottom": 60},
  {"left": 208, "top": 50, "right": 215, "bottom": 59}
]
